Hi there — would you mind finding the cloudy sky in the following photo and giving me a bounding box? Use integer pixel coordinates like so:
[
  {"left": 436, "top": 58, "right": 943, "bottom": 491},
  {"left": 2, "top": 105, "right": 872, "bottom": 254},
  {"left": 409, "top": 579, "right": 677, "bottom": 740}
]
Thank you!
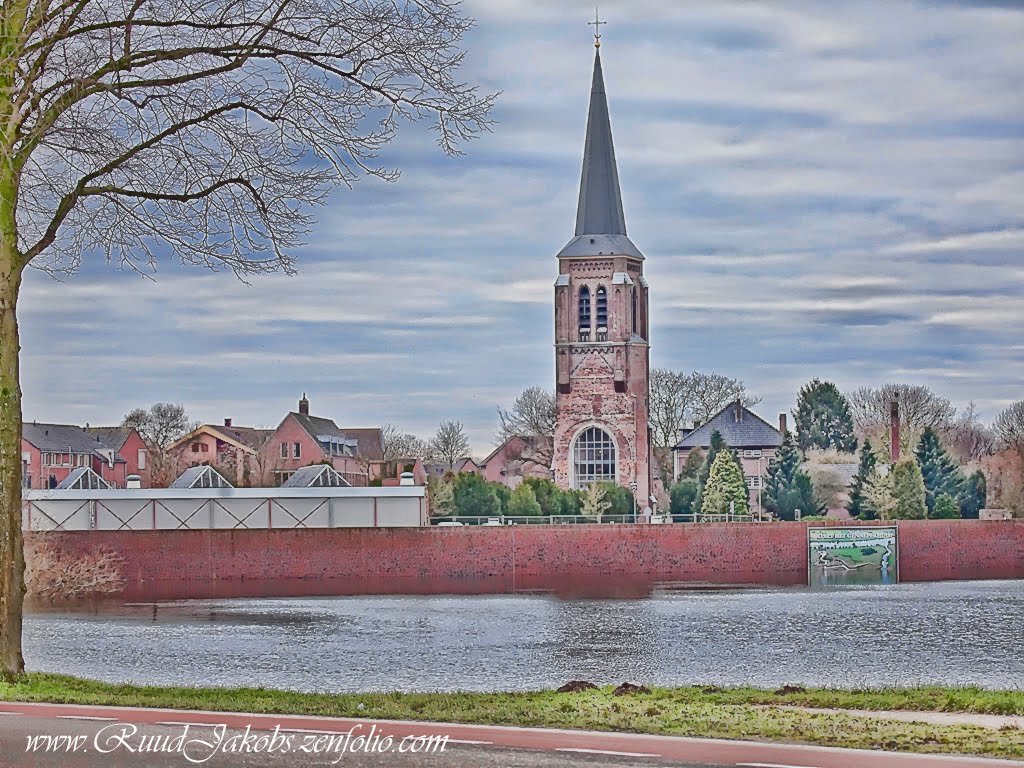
[{"left": 20, "top": 0, "right": 1024, "bottom": 454}]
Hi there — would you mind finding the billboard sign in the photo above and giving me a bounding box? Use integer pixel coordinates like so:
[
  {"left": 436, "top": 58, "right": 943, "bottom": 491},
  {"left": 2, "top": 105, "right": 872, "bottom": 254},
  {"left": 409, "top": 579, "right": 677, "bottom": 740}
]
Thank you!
[{"left": 807, "top": 526, "right": 898, "bottom": 587}]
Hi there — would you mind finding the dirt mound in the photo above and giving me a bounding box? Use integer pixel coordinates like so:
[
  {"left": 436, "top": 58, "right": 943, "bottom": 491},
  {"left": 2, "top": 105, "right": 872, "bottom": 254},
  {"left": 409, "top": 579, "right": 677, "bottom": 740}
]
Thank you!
[
  {"left": 612, "top": 682, "right": 651, "bottom": 696},
  {"left": 774, "top": 685, "right": 807, "bottom": 695},
  {"left": 556, "top": 680, "right": 598, "bottom": 693}
]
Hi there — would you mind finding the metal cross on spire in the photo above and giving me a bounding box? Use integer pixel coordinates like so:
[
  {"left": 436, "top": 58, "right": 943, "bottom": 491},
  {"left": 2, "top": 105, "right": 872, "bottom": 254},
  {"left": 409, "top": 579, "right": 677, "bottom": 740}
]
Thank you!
[{"left": 588, "top": 5, "right": 606, "bottom": 48}]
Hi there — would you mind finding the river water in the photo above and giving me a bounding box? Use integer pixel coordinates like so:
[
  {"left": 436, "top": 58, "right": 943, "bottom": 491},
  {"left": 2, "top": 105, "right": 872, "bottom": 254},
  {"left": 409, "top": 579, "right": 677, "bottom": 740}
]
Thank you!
[{"left": 23, "top": 580, "right": 1023, "bottom": 692}]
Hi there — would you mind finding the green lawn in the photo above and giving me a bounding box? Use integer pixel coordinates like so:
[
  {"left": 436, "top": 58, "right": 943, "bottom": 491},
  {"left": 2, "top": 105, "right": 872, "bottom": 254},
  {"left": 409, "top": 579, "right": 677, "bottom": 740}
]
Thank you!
[{"left": 2, "top": 675, "right": 1023, "bottom": 759}]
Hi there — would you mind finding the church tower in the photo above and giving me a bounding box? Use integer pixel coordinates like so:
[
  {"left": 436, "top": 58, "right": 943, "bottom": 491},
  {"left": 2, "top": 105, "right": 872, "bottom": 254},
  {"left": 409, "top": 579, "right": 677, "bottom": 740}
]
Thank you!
[{"left": 551, "top": 37, "right": 652, "bottom": 510}]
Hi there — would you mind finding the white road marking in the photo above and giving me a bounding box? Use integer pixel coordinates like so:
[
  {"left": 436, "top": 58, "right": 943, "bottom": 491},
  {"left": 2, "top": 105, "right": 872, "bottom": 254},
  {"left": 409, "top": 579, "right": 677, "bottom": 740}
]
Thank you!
[
  {"left": 279, "top": 728, "right": 349, "bottom": 735},
  {"left": 555, "top": 747, "right": 661, "bottom": 758},
  {"left": 0, "top": 711, "right": 20, "bottom": 715},
  {"left": 444, "top": 739, "right": 493, "bottom": 745},
  {"left": 56, "top": 715, "right": 118, "bottom": 721},
  {"left": 156, "top": 721, "right": 222, "bottom": 728},
  {"left": 738, "top": 762, "right": 823, "bottom": 768}
]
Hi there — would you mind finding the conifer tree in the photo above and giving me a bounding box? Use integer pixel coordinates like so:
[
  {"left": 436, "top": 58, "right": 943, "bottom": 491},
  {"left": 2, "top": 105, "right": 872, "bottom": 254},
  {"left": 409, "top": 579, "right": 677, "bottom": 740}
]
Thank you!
[
  {"left": 700, "top": 452, "right": 750, "bottom": 517},
  {"left": 847, "top": 439, "right": 878, "bottom": 519},
  {"left": 763, "top": 432, "right": 817, "bottom": 520},
  {"left": 915, "top": 427, "right": 965, "bottom": 516},
  {"left": 888, "top": 459, "right": 927, "bottom": 519},
  {"left": 932, "top": 493, "right": 961, "bottom": 520},
  {"left": 670, "top": 479, "right": 699, "bottom": 519},
  {"left": 507, "top": 483, "right": 543, "bottom": 517},
  {"left": 960, "top": 470, "right": 987, "bottom": 520},
  {"left": 794, "top": 379, "right": 857, "bottom": 452},
  {"left": 693, "top": 431, "right": 725, "bottom": 516},
  {"left": 679, "top": 449, "right": 704, "bottom": 480}
]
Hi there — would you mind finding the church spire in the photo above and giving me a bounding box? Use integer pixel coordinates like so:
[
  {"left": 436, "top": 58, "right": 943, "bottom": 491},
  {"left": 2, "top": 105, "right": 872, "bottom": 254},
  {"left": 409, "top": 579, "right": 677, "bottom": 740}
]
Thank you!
[{"left": 574, "top": 47, "right": 626, "bottom": 237}]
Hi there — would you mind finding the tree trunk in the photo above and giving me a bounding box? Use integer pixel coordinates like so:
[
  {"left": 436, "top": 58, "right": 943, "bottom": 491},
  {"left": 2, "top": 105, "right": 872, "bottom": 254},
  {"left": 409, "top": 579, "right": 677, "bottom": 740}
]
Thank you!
[{"left": 0, "top": 231, "right": 25, "bottom": 682}]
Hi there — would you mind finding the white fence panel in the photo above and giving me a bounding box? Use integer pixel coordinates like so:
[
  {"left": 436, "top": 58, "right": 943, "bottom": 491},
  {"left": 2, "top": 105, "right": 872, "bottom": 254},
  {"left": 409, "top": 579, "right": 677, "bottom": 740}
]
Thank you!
[
  {"left": 23, "top": 487, "right": 426, "bottom": 531},
  {"left": 375, "top": 498, "right": 422, "bottom": 528},
  {"left": 26, "top": 500, "right": 91, "bottom": 531},
  {"left": 332, "top": 497, "right": 376, "bottom": 527},
  {"left": 155, "top": 499, "right": 211, "bottom": 530},
  {"left": 211, "top": 498, "right": 270, "bottom": 529},
  {"left": 95, "top": 499, "right": 153, "bottom": 531},
  {"left": 270, "top": 497, "right": 331, "bottom": 529}
]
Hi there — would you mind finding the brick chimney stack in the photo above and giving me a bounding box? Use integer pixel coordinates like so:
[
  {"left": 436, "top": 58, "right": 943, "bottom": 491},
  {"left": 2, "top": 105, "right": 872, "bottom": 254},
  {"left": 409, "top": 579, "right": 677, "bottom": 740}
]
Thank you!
[
  {"left": 224, "top": 418, "right": 232, "bottom": 428},
  {"left": 299, "top": 393, "right": 310, "bottom": 416},
  {"left": 779, "top": 413, "right": 788, "bottom": 434},
  {"left": 734, "top": 399, "right": 743, "bottom": 422},
  {"left": 890, "top": 400, "right": 900, "bottom": 462}
]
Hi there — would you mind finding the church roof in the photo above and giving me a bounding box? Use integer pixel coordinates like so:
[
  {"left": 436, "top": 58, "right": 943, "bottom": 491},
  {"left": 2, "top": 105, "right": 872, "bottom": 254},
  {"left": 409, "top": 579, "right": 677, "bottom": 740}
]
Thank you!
[{"left": 558, "top": 48, "right": 643, "bottom": 260}]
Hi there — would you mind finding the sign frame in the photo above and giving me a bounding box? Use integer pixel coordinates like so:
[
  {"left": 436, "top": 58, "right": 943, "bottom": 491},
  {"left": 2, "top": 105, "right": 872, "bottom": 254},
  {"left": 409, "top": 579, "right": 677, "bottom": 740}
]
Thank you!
[{"left": 806, "top": 525, "right": 899, "bottom": 587}]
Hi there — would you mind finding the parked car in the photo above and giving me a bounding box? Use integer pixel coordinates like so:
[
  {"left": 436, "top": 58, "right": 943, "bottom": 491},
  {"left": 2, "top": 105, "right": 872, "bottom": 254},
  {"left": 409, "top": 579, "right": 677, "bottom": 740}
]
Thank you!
[{"left": 481, "top": 518, "right": 503, "bottom": 527}]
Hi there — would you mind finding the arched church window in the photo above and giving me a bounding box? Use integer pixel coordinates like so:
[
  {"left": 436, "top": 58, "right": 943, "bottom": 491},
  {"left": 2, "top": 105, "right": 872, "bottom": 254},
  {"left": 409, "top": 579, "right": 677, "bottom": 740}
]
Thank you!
[
  {"left": 596, "top": 286, "right": 607, "bottom": 329},
  {"left": 572, "top": 426, "right": 617, "bottom": 489},
  {"left": 578, "top": 286, "right": 591, "bottom": 341}
]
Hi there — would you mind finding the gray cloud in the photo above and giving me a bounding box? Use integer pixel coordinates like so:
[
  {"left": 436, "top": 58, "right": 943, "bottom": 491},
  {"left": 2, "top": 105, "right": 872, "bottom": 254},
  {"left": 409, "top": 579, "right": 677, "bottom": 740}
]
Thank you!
[{"left": 19, "top": 0, "right": 1024, "bottom": 453}]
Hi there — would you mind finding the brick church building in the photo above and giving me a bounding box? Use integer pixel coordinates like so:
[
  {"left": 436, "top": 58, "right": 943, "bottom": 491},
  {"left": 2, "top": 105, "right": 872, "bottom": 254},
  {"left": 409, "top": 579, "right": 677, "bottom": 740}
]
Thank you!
[{"left": 551, "top": 38, "right": 654, "bottom": 512}]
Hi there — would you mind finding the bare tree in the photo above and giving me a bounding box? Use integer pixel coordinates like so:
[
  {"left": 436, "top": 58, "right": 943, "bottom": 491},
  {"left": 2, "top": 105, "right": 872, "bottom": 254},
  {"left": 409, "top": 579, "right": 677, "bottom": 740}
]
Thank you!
[
  {"left": 994, "top": 400, "right": 1024, "bottom": 453},
  {"left": 123, "top": 403, "right": 194, "bottom": 486},
  {"left": 943, "top": 402, "right": 995, "bottom": 463},
  {"left": 0, "top": 0, "right": 494, "bottom": 679},
  {"left": 496, "top": 387, "right": 556, "bottom": 472},
  {"left": 847, "top": 384, "right": 957, "bottom": 456},
  {"left": 650, "top": 370, "right": 759, "bottom": 446},
  {"left": 381, "top": 424, "right": 429, "bottom": 463},
  {"left": 649, "top": 368, "right": 695, "bottom": 449},
  {"left": 689, "top": 372, "right": 760, "bottom": 427},
  {"left": 430, "top": 420, "right": 470, "bottom": 467}
]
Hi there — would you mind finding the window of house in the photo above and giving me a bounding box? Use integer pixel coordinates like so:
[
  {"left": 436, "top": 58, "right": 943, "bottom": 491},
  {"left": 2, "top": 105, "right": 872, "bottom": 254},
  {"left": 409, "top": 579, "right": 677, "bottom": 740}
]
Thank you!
[
  {"left": 578, "top": 285, "right": 591, "bottom": 340},
  {"left": 280, "top": 442, "right": 288, "bottom": 459},
  {"left": 747, "top": 476, "right": 762, "bottom": 489},
  {"left": 572, "top": 426, "right": 617, "bottom": 489},
  {"left": 138, "top": 449, "right": 146, "bottom": 470},
  {"left": 192, "top": 444, "right": 200, "bottom": 454},
  {"left": 200, "top": 443, "right": 208, "bottom": 453},
  {"left": 293, "top": 442, "right": 301, "bottom": 459},
  {"left": 596, "top": 286, "right": 608, "bottom": 329}
]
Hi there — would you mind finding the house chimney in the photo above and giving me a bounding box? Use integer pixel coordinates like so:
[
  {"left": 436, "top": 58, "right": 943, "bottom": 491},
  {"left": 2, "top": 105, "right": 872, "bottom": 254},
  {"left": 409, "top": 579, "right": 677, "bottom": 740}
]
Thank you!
[
  {"left": 299, "top": 393, "right": 309, "bottom": 416},
  {"left": 224, "top": 418, "right": 232, "bottom": 428},
  {"left": 890, "top": 400, "right": 900, "bottom": 462},
  {"left": 734, "top": 399, "right": 743, "bottom": 422},
  {"left": 779, "top": 413, "right": 788, "bottom": 434}
]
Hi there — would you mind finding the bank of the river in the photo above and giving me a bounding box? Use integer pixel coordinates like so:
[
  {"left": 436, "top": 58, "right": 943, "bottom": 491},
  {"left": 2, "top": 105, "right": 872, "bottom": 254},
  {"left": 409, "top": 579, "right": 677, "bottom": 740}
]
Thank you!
[{"left": 2, "top": 675, "right": 1023, "bottom": 759}]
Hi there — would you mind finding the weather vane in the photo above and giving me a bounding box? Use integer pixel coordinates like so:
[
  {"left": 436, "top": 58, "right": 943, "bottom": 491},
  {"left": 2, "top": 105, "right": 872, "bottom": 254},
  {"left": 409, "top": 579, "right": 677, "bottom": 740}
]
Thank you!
[{"left": 588, "top": 5, "right": 606, "bottom": 48}]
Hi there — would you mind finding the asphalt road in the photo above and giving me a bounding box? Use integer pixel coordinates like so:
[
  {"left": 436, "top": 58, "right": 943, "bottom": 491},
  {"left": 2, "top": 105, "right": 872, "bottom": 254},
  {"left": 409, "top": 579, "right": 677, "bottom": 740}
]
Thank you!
[{"left": 2, "top": 702, "right": 1022, "bottom": 768}]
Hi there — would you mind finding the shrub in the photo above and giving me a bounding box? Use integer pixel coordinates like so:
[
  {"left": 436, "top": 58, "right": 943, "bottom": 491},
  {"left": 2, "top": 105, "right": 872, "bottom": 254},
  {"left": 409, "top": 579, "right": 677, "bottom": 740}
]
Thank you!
[{"left": 25, "top": 541, "right": 125, "bottom": 601}]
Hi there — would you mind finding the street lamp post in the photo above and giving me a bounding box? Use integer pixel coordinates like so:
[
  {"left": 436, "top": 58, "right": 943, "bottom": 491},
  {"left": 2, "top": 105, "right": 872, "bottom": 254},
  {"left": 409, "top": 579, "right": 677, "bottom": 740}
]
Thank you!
[{"left": 628, "top": 479, "right": 639, "bottom": 523}]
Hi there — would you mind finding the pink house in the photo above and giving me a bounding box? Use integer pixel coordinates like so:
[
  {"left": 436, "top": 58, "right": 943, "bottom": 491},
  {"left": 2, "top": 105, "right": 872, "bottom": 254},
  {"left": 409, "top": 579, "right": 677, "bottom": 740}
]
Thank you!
[
  {"left": 168, "top": 420, "right": 274, "bottom": 487},
  {"left": 259, "top": 395, "right": 382, "bottom": 487},
  {"left": 481, "top": 435, "right": 552, "bottom": 488},
  {"left": 21, "top": 422, "right": 148, "bottom": 489}
]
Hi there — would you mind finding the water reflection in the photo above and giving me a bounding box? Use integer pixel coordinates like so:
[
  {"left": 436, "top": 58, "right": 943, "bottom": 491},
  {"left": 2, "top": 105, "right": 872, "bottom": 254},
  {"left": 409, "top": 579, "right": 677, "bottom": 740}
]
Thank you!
[{"left": 23, "top": 580, "right": 1024, "bottom": 693}]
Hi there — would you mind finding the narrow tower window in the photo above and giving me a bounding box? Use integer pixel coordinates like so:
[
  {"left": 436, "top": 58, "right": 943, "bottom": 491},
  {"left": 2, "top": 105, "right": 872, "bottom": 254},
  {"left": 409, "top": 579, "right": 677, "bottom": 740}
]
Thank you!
[
  {"left": 596, "top": 286, "right": 608, "bottom": 341},
  {"left": 578, "top": 286, "right": 591, "bottom": 341},
  {"left": 631, "top": 287, "right": 638, "bottom": 336},
  {"left": 573, "top": 426, "right": 617, "bottom": 489}
]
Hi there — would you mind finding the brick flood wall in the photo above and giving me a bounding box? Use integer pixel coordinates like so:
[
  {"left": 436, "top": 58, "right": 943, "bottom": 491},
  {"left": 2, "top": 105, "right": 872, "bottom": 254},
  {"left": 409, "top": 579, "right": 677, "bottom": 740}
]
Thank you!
[{"left": 26, "top": 520, "right": 1023, "bottom": 600}]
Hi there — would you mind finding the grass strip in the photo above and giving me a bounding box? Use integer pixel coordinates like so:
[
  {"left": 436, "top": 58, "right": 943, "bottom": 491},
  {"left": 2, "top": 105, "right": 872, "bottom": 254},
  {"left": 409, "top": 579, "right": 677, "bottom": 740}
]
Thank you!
[{"left": 1, "top": 674, "right": 1022, "bottom": 759}]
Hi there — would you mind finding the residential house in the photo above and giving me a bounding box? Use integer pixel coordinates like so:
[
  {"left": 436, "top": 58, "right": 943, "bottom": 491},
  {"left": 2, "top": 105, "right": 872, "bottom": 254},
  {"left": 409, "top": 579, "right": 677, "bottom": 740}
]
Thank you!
[
  {"left": 21, "top": 422, "right": 146, "bottom": 489},
  {"left": 168, "top": 419, "right": 274, "bottom": 487},
  {"left": 423, "top": 457, "right": 481, "bottom": 482},
  {"left": 85, "top": 426, "right": 151, "bottom": 487},
  {"left": 259, "top": 395, "right": 382, "bottom": 487},
  {"left": 672, "top": 401, "right": 785, "bottom": 517},
  {"left": 480, "top": 435, "right": 552, "bottom": 488}
]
